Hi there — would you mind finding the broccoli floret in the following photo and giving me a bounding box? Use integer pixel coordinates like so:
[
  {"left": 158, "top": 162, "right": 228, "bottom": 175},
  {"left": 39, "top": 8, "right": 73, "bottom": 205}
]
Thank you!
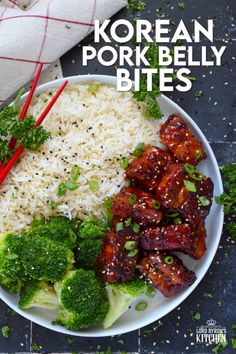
[
  {"left": 19, "top": 280, "right": 59, "bottom": 310},
  {"left": 103, "top": 277, "right": 149, "bottom": 329},
  {"left": 0, "top": 275, "right": 23, "bottom": 294},
  {"left": 28, "top": 216, "right": 79, "bottom": 249},
  {"left": 22, "top": 235, "right": 74, "bottom": 282},
  {"left": 77, "top": 239, "right": 103, "bottom": 269},
  {"left": 78, "top": 218, "right": 108, "bottom": 239},
  {"left": 0, "top": 233, "right": 24, "bottom": 279},
  {"left": 54, "top": 269, "right": 109, "bottom": 330}
]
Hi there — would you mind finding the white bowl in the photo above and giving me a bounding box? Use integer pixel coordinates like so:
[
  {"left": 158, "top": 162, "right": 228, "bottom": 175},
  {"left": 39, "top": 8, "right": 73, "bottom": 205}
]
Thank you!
[{"left": 0, "top": 75, "right": 224, "bottom": 337}]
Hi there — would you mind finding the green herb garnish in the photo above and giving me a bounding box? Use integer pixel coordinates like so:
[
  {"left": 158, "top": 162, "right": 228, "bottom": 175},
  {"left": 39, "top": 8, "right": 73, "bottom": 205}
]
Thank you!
[
  {"left": 128, "top": 193, "right": 137, "bottom": 205},
  {"left": 31, "top": 342, "right": 41, "bottom": 352},
  {"left": 124, "top": 240, "right": 136, "bottom": 250},
  {"left": 127, "top": 248, "right": 139, "bottom": 257},
  {"left": 152, "top": 200, "right": 160, "bottom": 209},
  {"left": 194, "top": 90, "right": 204, "bottom": 98},
  {"left": 164, "top": 256, "right": 174, "bottom": 265},
  {"left": 132, "top": 142, "right": 144, "bottom": 157},
  {"left": 192, "top": 311, "right": 201, "bottom": 321},
  {"left": 133, "top": 43, "right": 163, "bottom": 120},
  {"left": 135, "top": 301, "right": 148, "bottom": 311},
  {"left": 184, "top": 179, "right": 197, "bottom": 192},
  {"left": 215, "top": 163, "right": 236, "bottom": 214},
  {"left": 133, "top": 223, "right": 140, "bottom": 234},
  {"left": 102, "top": 198, "right": 114, "bottom": 224},
  {"left": 199, "top": 196, "right": 210, "bottom": 206},
  {"left": 125, "top": 217, "right": 132, "bottom": 227},
  {"left": 116, "top": 222, "right": 124, "bottom": 232},
  {"left": 1, "top": 325, "right": 10, "bottom": 338},
  {"left": 212, "top": 338, "right": 228, "bottom": 353},
  {"left": 128, "top": 0, "right": 146, "bottom": 11},
  {"left": 89, "top": 179, "right": 99, "bottom": 192},
  {"left": 71, "top": 165, "right": 80, "bottom": 181},
  {"left": 178, "top": 2, "right": 186, "bottom": 9},
  {"left": 88, "top": 82, "right": 100, "bottom": 94},
  {"left": 120, "top": 156, "right": 129, "bottom": 169},
  {"left": 184, "top": 163, "right": 204, "bottom": 181},
  {"left": 57, "top": 181, "right": 79, "bottom": 197}
]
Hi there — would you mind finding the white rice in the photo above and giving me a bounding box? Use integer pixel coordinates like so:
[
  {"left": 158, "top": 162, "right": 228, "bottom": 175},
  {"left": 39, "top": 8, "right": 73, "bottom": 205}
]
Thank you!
[{"left": 0, "top": 83, "right": 162, "bottom": 234}]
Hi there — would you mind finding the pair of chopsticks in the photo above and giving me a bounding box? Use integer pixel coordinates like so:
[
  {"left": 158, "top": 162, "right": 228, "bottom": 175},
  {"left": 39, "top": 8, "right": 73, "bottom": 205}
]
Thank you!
[{"left": 0, "top": 64, "right": 68, "bottom": 185}]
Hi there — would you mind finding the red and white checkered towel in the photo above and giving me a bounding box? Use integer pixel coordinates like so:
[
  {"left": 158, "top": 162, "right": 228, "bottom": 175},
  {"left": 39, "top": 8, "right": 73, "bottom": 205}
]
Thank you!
[{"left": 0, "top": 0, "right": 127, "bottom": 101}]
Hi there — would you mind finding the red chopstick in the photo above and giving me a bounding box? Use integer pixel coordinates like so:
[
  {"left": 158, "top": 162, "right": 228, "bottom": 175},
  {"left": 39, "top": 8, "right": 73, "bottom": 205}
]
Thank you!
[
  {"left": 0, "top": 80, "right": 68, "bottom": 185},
  {"left": 0, "top": 64, "right": 44, "bottom": 173}
]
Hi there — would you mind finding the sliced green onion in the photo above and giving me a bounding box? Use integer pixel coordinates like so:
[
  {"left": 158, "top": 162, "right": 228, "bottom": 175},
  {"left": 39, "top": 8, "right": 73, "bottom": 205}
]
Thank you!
[
  {"left": 164, "top": 256, "right": 174, "bottom": 265},
  {"left": 195, "top": 149, "right": 203, "bottom": 160},
  {"left": 132, "top": 142, "right": 144, "bottom": 157},
  {"left": 124, "top": 179, "right": 131, "bottom": 187},
  {"left": 120, "top": 157, "right": 129, "bottom": 169},
  {"left": 174, "top": 217, "right": 182, "bottom": 224},
  {"left": 184, "top": 179, "right": 196, "bottom": 192},
  {"left": 65, "top": 181, "right": 79, "bottom": 191},
  {"left": 89, "top": 179, "right": 99, "bottom": 192},
  {"left": 165, "top": 209, "right": 179, "bottom": 218},
  {"left": 146, "top": 285, "right": 156, "bottom": 298},
  {"left": 127, "top": 248, "right": 139, "bottom": 257},
  {"left": 71, "top": 165, "right": 80, "bottom": 181},
  {"left": 135, "top": 301, "right": 148, "bottom": 311},
  {"left": 128, "top": 193, "right": 137, "bottom": 205},
  {"left": 57, "top": 182, "right": 67, "bottom": 197},
  {"left": 116, "top": 222, "right": 124, "bottom": 232},
  {"left": 125, "top": 217, "right": 132, "bottom": 227},
  {"left": 103, "top": 198, "right": 112, "bottom": 208},
  {"left": 50, "top": 201, "right": 57, "bottom": 209},
  {"left": 192, "top": 311, "right": 201, "bottom": 321},
  {"left": 194, "top": 90, "right": 204, "bottom": 98},
  {"left": 199, "top": 196, "right": 210, "bottom": 206},
  {"left": 152, "top": 200, "right": 160, "bottom": 210},
  {"left": 184, "top": 163, "right": 204, "bottom": 181},
  {"left": 102, "top": 198, "right": 114, "bottom": 224},
  {"left": 124, "top": 240, "right": 136, "bottom": 250},
  {"left": 87, "top": 82, "right": 100, "bottom": 94},
  {"left": 133, "top": 223, "right": 140, "bottom": 234}
]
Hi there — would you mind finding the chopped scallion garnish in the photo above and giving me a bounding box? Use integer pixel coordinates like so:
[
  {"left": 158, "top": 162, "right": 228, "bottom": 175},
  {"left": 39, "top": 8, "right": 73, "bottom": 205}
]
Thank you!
[
  {"left": 133, "top": 223, "right": 140, "bottom": 234},
  {"left": 124, "top": 240, "right": 136, "bottom": 250},
  {"left": 89, "top": 179, "right": 99, "bottom": 192},
  {"left": 152, "top": 200, "right": 160, "bottom": 210},
  {"left": 116, "top": 222, "right": 124, "bottom": 232},
  {"left": 199, "top": 196, "right": 210, "bottom": 206},
  {"left": 164, "top": 256, "right": 174, "bottom": 265},
  {"left": 128, "top": 193, "right": 137, "bottom": 205},
  {"left": 132, "top": 142, "right": 144, "bottom": 157},
  {"left": 135, "top": 301, "right": 148, "bottom": 311},
  {"left": 120, "top": 157, "right": 129, "bottom": 169},
  {"left": 184, "top": 179, "right": 197, "bottom": 192}
]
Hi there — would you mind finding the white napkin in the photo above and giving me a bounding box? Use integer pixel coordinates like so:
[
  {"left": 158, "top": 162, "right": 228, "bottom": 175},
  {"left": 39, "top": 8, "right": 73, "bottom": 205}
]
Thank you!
[{"left": 0, "top": 0, "right": 127, "bottom": 101}]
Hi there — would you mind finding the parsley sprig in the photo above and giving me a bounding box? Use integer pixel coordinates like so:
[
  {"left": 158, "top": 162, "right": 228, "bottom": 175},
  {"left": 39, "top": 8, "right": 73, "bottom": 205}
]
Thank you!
[
  {"left": 133, "top": 43, "right": 163, "bottom": 120},
  {"left": 0, "top": 90, "right": 50, "bottom": 163},
  {"left": 215, "top": 163, "right": 236, "bottom": 215}
]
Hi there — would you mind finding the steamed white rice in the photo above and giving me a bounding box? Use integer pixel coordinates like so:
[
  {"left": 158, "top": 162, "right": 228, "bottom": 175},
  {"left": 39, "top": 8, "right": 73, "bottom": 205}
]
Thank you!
[{"left": 0, "top": 83, "right": 162, "bottom": 234}]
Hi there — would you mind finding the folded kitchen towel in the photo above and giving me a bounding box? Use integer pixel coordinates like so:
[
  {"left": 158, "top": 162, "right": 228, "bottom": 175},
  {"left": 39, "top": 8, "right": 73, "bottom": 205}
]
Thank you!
[{"left": 0, "top": 0, "right": 127, "bottom": 101}]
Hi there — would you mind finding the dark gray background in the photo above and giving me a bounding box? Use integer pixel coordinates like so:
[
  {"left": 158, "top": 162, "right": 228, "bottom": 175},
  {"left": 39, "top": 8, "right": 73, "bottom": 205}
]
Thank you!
[{"left": 0, "top": 0, "right": 236, "bottom": 353}]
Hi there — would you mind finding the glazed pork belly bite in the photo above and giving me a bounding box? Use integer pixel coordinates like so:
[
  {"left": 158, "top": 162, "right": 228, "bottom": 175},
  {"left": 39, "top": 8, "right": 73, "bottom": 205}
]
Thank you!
[
  {"left": 160, "top": 115, "right": 207, "bottom": 165},
  {"left": 96, "top": 228, "right": 139, "bottom": 283},
  {"left": 110, "top": 186, "right": 163, "bottom": 227},
  {"left": 156, "top": 162, "right": 213, "bottom": 220},
  {"left": 125, "top": 146, "right": 175, "bottom": 192},
  {"left": 139, "top": 251, "right": 196, "bottom": 297},
  {"left": 139, "top": 218, "right": 207, "bottom": 260}
]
